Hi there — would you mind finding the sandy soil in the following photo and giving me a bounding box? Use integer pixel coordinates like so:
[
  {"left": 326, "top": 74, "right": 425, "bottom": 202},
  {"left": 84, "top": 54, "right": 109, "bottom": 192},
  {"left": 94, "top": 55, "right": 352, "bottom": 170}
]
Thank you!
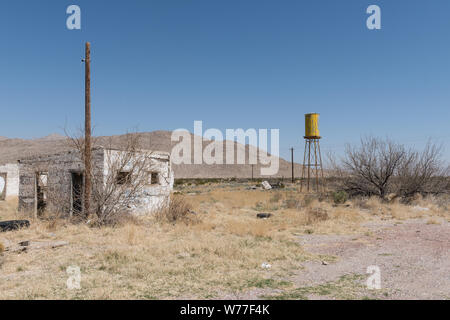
[{"left": 295, "top": 218, "right": 450, "bottom": 299}]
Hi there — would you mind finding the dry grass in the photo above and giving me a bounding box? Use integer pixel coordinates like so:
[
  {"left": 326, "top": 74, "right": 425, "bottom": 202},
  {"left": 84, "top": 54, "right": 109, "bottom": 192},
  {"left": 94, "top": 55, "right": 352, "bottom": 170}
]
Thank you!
[
  {"left": 353, "top": 194, "right": 449, "bottom": 221},
  {"left": 0, "top": 217, "right": 311, "bottom": 299},
  {"left": 0, "top": 197, "right": 19, "bottom": 221},
  {"left": 0, "top": 184, "right": 448, "bottom": 299},
  {"left": 0, "top": 191, "right": 312, "bottom": 299},
  {"left": 154, "top": 195, "right": 199, "bottom": 225},
  {"left": 426, "top": 217, "right": 441, "bottom": 225}
]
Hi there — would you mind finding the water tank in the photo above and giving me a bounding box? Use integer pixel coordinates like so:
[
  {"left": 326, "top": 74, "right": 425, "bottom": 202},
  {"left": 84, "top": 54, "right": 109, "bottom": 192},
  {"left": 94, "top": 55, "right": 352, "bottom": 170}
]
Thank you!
[{"left": 305, "top": 113, "right": 320, "bottom": 138}]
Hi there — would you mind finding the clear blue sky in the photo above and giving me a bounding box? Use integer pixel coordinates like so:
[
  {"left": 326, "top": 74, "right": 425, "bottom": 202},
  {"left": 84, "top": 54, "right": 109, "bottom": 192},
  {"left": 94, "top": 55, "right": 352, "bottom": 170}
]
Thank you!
[{"left": 1, "top": 0, "right": 450, "bottom": 162}]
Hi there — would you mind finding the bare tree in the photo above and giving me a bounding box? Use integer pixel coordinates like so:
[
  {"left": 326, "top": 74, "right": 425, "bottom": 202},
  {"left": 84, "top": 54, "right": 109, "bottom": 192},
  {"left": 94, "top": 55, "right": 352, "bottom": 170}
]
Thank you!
[
  {"left": 396, "top": 141, "right": 448, "bottom": 200},
  {"left": 66, "top": 130, "right": 169, "bottom": 225},
  {"left": 341, "top": 137, "right": 406, "bottom": 199},
  {"left": 92, "top": 134, "right": 169, "bottom": 225},
  {"left": 334, "top": 137, "right": 449, "bottom": 200}
]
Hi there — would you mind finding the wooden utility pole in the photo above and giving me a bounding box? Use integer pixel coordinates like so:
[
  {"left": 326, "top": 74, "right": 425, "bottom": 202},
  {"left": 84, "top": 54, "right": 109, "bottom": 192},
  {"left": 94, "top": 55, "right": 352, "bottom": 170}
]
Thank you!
[
  {"left": 84, "top": 42, "right": 92, "bottom": 217},
  {"left": 290, "top": 147, "right": 294, "bottom": 183},
  {"left": 251, "top": 164, "right": 254, "bottom": 181}
]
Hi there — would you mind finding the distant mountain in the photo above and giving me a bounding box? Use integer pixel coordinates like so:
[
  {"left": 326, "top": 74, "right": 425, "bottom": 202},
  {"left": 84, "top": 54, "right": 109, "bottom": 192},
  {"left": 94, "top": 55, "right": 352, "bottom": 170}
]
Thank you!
[
  {"left": 0, "top": 130, "right": 305, "bottom": 179},
  {"left": 35, "top": 133, "right": 66, "bottom": 141}
]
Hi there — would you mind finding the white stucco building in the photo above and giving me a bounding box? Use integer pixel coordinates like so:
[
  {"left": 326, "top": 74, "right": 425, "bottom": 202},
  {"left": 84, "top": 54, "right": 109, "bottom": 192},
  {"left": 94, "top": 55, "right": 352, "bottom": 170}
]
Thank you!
[
  {"left": 0, "top": 163, "right": 19, "bottom": 201},
  {"left": 17, "top": 147, "right": 174, "bottom": 216}
]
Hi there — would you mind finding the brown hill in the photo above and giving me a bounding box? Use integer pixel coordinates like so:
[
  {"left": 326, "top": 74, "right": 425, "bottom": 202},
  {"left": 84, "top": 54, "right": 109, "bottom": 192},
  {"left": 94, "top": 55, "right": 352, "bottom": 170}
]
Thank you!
[{"left": 0, "top": 131, "right": 304, "bottom": 179}]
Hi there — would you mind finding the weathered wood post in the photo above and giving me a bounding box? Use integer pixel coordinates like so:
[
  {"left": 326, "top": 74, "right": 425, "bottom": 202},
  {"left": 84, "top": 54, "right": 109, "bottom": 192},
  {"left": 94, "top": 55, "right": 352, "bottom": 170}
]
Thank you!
[
  {"left": 291, "top": 147, "right": 294, "bottom": 183},
  {"left": 84, "top": 42, "right": 92, "bottom": 217}
]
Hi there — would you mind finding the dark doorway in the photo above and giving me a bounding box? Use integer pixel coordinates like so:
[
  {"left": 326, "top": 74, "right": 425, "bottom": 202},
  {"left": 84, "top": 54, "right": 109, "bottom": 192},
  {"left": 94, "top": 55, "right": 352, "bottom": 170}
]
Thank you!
[
  {"left": 71, "top": 172, "right": 83, "bottom": 215},
  {"left": 36, "top": 172, "right": 48, "bottom": 215}
]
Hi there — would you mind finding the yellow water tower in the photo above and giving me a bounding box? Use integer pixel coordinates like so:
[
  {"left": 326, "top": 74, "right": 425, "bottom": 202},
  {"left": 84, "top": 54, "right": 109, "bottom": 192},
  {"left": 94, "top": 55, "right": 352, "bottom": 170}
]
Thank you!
[
  {"left": 304, "top": 113, "right": 320, "bottom": 138},
  {"left": 301, "top": 113, "right": 324, "bottom": 193}
]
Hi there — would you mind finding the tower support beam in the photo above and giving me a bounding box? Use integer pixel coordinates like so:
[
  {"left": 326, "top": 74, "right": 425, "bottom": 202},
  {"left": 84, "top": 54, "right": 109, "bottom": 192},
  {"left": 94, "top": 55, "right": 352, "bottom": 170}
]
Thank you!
[{"left": 300, "top": 137, "right": 324, "bottom": 193}]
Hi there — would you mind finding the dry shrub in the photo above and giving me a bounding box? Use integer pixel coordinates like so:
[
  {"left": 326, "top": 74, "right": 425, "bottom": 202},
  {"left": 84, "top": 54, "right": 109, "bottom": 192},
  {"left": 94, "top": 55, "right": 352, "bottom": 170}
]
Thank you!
[
  {"left": 336, "top": 137, "right": 447, "bottom": 200},
  {"left": 351, "top": 197, "right": 369, "bottom": 209},
  {"left": 389, "top": 202, "right": 419, "bottom": 220},
  {"left": 410, "top": 194, "right": 448, "bottom": 214},
  {"left": 0, "top": 242, "right": 4, "bottom": 254},
  {"left": 36, "top": 211, "right": 69, "bottom": 231},
  {"left": 352, "top": 196, "right": 398, "bottom": 217},
  {"left": 331, "top": 207, "right": 362, "bottom": 222},
  {"left": 284, "top": 197, "right": 301, "bottom": 209},
  {"left": 302, "top": 194, "right": 316, "bottom": 207},
  {"left": 305, "top": 207, "right": 329, "bottom": 225},
  {"left": 354, "top": 195, "right": 439, "bottom": 220},
  {"left": 225, "top": 220, "right": 271, "bottom": 238},
  {"left": 395, "top": 143, "right": 448, "bottom": 200},
  {"left": 355, "top": 196, "right": 382, "bottom": 211},
  {"left": 269, "top": 192, "right": 282, "bottom": 203},
  {"left": 155, "top": 196, "right": 198, "bottom": 224},
  {"left": 426, "top": 217, "right": 440, "bottom": 225},
  {"left": 410, "top": 193, "right": 424, "bottom": 203},
  {"left": 282, "top": 194, "right": 322, "bottom": 210},
  {"left": 340, "top": 137, "right": 406, "bottom": 198},
  {"left": 44, "top": 218, "right": 62, "bottom": 232},
  {"left": 108, "top": 212, "right": 141, "bottom": 227}
]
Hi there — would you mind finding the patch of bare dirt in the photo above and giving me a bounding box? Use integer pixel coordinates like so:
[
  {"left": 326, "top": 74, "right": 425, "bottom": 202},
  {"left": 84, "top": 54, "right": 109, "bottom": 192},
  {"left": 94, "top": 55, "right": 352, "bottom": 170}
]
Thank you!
[{"left": 295, "top": 218, "right": 450, "bottom": 299}]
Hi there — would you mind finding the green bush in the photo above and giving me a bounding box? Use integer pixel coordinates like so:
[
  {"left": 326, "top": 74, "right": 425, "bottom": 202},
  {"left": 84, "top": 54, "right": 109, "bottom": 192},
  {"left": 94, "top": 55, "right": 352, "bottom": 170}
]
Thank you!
[{"left": 332, "top": 191, "right": 348, "bottom": 204}]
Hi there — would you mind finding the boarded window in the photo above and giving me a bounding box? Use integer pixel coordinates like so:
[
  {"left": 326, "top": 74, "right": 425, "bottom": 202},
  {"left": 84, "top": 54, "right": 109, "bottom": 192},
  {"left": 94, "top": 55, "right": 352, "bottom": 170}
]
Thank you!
[
  {"left": 116, "top": 171, "right": 131, "bottom": 185},
  {"left": 0, "top": 173, "right": 6, "bottom": 201}
]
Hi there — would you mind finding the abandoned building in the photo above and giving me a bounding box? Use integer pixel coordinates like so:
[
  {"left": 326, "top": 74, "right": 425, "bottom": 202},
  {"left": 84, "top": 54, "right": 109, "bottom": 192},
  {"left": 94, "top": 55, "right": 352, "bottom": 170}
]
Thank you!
[
  {"left": 0, "top": 163, "right": 19, "bottom": 201},
  {"left": 17, "top": 147, "right": 174, "bottom": 216}
]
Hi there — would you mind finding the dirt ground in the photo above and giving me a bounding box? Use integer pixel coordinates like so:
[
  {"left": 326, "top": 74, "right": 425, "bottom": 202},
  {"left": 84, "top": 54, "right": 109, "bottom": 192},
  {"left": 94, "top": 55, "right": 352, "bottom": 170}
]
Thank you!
[
  {"left": 294, "top": 218, "right": 450, "bottom": 300},
  {"left": 0, "top": 183, "right": 449, "bottom": 300},
  {"left": 217, "top": 218, "right": 450, "bottom": 300}
]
